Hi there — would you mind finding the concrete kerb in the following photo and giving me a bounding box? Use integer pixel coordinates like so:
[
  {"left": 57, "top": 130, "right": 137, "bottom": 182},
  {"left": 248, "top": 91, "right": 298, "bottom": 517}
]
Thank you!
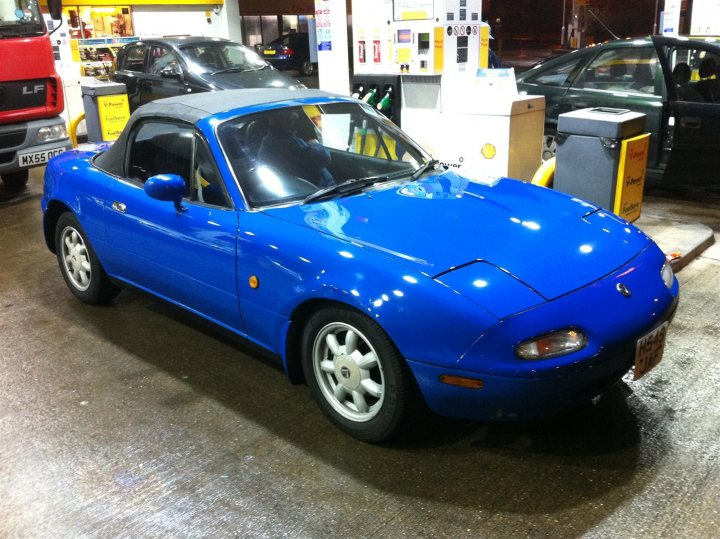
[{"left": 635, "top": 205, "right": 716, "bottom": 272}]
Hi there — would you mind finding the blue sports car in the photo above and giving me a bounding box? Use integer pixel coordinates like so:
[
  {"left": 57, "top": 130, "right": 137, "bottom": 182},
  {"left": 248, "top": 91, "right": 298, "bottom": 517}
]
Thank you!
[{"left": 42, "top": 89, "right": 679, "bottom": 442}]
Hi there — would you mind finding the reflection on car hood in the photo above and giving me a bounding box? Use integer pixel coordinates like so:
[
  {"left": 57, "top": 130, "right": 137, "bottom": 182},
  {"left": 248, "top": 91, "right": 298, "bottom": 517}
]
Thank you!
[
  {"left": 199, "top": 69, "right": 299, "bottom": 90},
  {"left": 264, "top": 171, "right": 653, "bottom": 300}
]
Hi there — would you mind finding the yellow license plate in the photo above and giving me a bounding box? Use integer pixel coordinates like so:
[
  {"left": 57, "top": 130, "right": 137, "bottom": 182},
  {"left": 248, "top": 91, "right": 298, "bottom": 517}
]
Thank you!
[
  {"left": 634, "top": 321, "right": 668, "bottom": 380},
  {"left": 263, "top": 50, "right": 276, "bottom": 55}
]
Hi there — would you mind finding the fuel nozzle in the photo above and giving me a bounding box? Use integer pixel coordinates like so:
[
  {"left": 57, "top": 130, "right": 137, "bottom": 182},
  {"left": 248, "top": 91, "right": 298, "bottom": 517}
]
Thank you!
[
  {"left": 362, "top": 84, "right": 379, "bottom": 106},
  {"left": 351, "top": 84, "right": 365, "bottom": 100},
  {"left": 376, "top": 85, "right": 394, "bottom": 112}
]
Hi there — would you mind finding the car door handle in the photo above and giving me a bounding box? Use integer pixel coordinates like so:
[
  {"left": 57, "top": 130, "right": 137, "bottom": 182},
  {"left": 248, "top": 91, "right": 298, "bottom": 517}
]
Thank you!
[
  {"left": 112, "top": 201, "right": 127, "bottom": 213},
  {"left": 680, "top": 116, "right": 701, "bottom": 129}
]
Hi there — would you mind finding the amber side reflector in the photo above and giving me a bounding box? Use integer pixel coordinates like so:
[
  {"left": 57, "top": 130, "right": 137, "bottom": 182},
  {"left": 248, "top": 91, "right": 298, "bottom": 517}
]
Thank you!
[
  {"left": 439, "top": 375, "right": 484, "bottom": 390},
  {"left": 249, "top": 275, "right": 259, "bottom": 289}
]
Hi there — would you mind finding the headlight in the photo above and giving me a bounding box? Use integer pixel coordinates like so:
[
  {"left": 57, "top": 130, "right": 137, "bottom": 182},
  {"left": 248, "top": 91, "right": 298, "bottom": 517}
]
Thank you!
[
  {"left": 37, "top": 124, "right": 68, "bottom": 142},
  {"left": 661, "top": 260, "right": 674, "bottom": 289},
  {"left": 515, "top": 329, "right": 587, "bottom": 360}
]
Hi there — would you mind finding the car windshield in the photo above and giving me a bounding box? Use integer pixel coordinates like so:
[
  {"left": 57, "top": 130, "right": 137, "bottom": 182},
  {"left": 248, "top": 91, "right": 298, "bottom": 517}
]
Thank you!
[
  {"left": 181, "top": 42, "right": 269, "bottom": 74},
  {"left": 0, "top": 0, "right": 45, "bottom": 36},
  {"left": 218, "top": 101, "right": 430, "bottom": 208}
]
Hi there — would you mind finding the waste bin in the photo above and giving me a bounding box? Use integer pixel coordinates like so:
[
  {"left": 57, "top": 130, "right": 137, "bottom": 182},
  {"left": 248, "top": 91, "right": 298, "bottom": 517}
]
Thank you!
[
  {"left": 555, "top": 107, "right": 650, "bottom": 222},
  {"left": 81, "top": 80, "right": 130, "bottom": 143}
]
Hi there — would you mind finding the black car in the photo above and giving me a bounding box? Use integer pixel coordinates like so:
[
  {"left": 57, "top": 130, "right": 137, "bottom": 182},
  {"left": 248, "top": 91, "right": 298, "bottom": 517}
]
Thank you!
[
  {"left": 112, "top": 36, "right": 303, "bottom": 111},
  {"left": 516, "top": 36, "right": 720, "bottom": 186},
  {"left": 258, "top": 32, "right": 315, "bottom": 76}
]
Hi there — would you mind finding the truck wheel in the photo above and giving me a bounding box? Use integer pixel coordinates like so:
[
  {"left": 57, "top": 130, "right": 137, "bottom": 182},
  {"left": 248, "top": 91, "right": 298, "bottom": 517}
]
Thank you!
[{"left": 1, "top": 170, "right": 29, "bottom": 191}]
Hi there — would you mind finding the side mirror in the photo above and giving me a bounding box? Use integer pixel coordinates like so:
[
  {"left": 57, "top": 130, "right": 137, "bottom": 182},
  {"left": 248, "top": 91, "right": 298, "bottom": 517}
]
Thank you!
[
  {"left": 159, "top": 64, "right": 182, "bottom": 80},
  {"left": 47, "top": 0, "right": 62, "bottom": 20},
  {"left": 144, "top": 174, "right": 186, "bottom": 211}
]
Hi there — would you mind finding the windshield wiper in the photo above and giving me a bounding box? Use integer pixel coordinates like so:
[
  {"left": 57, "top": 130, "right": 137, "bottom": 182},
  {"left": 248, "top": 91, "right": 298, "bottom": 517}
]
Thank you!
[
  {"left": 410, "top": 159, "right": 441, "bottom": 182},
  {"left": 303, "top": 176, "right": 389, "bottom": 204},
  {"left": 211, "top": 67, "right": 256, "bottom": 75}
]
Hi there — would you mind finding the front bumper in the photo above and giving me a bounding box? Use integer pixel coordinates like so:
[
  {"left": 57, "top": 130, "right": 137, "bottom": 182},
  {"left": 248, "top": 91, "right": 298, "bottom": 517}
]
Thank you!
[
  {"left": 407, "top": 244, "right": 679, "bottom": 421},
  {"left": 0, "top": 116, "right": 72, "bottom": 175}
]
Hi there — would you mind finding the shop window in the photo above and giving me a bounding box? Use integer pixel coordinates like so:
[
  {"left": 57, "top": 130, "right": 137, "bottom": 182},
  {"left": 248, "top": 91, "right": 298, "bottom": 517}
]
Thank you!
[
  {"left": 242, "top": 16, "right": 263, "bottom": 49},
  {"left": 261, "top": 15, "right": 279, "bottom": 45},
  {"left": 63, "top": 5, "right": 134, "bottom": 40}
]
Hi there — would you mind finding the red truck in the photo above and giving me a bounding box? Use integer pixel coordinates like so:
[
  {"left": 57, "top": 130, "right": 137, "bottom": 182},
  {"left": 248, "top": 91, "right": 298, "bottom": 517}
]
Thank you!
[{"left": 0, "top": 0, "right": 71, "bottom": 190}]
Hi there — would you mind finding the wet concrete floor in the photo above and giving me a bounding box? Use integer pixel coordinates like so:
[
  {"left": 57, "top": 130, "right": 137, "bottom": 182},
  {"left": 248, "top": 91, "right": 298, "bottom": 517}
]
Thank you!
[{"left": 1, "top": 170, "right": 719, "bottom": 538}]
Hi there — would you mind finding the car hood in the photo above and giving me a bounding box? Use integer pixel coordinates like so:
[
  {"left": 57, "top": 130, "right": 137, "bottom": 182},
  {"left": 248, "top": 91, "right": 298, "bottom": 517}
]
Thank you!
[
  {"left": 263, "top": 171, "right": 653, "bottom": 300},
  {"left": 198, "top": 69, "right": 299, "bottom": 90}
]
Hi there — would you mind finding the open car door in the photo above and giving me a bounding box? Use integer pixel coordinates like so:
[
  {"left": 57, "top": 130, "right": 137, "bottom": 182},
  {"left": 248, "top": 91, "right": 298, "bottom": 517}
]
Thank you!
[{"left": 653, "top": 36, "right": 720, "bottom": 186}]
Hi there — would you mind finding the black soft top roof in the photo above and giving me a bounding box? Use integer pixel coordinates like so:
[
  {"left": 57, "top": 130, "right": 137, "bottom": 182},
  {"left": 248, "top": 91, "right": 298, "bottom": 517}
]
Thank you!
[{"left": 94, "top": 88, "right": 336, "bottom": 177}]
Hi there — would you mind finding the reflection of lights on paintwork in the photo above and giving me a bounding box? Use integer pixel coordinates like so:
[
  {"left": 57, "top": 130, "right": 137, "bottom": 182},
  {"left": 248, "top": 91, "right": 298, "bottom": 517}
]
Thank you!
[
  {"left": 244, "top": 231, "right": 256, "bottom": 236},
  {"left": 403, "top": 275, "right": 418, "bottom": 284},
  {"left": 510, "top": 217, "right": 521, "bottom": 224},
  {"left": 473, "top": 279, "right": 488, "bottom": 288},
  {"left": 207, "top": 220, "right": 220, "bottom": 227},
  {"left": 382, "top": 294, "right": 389, "bottom": 301},
  {"left": 269, "top": 244, "right": 279, "bottom": 250},
  {"left": 624, "top": 227, "right": 632, "bottom": 234},
  {"left": 393, "top": 290, "right": 404, "bottom": 297},
  {"left": 522, "top": 221, "right": 541, "bottom": 231},
  {"left": 373, "top": 299, "right": 383, "bottom": 307},
  {"left": 298, "top": 256, "right": 311, "bottom": 263},
  {"left": 602, "top": 228, "right": 610, "bottom": 234},
  {"left": 597, "top": 212, "right": 607, "bottom": 218},
  {"left": 579, "top": 244, "right": 593, "bottom": 254},
  {"left": 351, "top": 289, "right": 360, "bottom": 297},
  {"left": 339, "top": 251, "right": 354, "bottom": 259}
]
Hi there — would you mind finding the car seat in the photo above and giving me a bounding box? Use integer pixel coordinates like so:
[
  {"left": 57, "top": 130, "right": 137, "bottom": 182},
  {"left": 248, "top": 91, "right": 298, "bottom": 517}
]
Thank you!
[
  {"left": 672, "top": 62, "right": 704, "bottom": 102},
  {"left": 696, "top": 57, "right": 720, "bottom": 103}
]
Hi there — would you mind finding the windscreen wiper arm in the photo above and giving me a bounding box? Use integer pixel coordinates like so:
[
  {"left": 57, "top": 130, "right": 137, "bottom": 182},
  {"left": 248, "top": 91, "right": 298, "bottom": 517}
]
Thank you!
[
  {"left": 410, "top": 159, "right": 441, "bottom": 181},
  {"left": 211, "top": 67, "right": 255, "bottom": 75},
  {"left": 303, "top": 176, "right": 389, "bottom": 204}
]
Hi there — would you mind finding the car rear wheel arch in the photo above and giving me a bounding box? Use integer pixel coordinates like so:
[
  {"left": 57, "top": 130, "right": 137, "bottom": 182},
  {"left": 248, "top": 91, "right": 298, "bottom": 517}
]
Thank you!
[{"left": 44, "top": 200, "right": 73, "bottom": 253}]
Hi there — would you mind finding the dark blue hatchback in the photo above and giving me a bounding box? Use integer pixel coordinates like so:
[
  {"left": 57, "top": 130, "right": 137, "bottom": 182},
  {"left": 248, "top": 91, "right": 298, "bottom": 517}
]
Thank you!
[{"left": 259, "top": 32, "right": 314, "bottom": 76}]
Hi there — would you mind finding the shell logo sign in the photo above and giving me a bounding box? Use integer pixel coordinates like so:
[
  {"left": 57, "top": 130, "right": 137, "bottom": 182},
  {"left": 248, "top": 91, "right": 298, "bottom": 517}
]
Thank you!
[{"left": 481, "top": 143, "right": 496, "bottom": 160}]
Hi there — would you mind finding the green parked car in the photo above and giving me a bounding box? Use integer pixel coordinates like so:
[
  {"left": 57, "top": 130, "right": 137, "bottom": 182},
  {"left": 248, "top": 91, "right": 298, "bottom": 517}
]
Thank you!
[{"left": 516, "top": 36, "right": 720, "bottom": 185}]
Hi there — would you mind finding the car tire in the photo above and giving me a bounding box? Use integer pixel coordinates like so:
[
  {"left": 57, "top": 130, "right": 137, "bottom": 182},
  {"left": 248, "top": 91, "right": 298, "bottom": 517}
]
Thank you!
[
  {"left": 55, "top": 212, "right": 120, "bottom": 305},
  {"left": 1, "top": 170, "right": 29, "bottom": 191},
  {"left": 542, "top": 128, "right": 557, "bottom": 162},
  {"left": 301, "top": 306, "right": 417, "bottom": 442},
  {"left": 300, "top": 59, "right": 314, "bottom": 77}
]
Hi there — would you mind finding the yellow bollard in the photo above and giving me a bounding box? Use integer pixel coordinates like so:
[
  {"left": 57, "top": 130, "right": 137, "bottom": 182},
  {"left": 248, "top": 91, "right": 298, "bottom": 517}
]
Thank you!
[
  {"left": 531, "top": 156, "right": 555, "bottom": 187},
  {"left": 69, "top": 113, "right": 86, "bottom": 148}
]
